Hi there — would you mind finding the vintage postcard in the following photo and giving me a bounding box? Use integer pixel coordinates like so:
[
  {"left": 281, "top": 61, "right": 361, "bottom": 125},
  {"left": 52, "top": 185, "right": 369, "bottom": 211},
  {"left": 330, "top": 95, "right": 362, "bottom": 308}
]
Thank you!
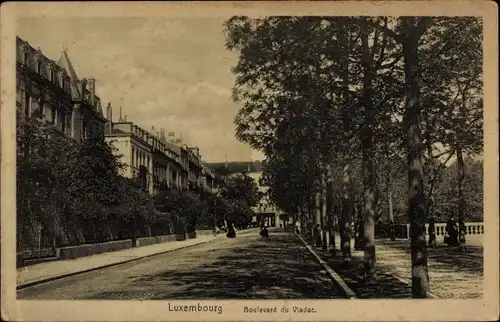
[{"left": 1, "top": 1, "right": 498, "bottom": 321}]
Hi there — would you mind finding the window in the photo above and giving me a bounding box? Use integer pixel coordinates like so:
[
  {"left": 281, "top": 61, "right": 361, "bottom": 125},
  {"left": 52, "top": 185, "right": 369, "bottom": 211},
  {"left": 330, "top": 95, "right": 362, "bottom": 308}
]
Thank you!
[
  {"left": 66, "top": 112, "right": 72, "bottom": 135},
  {"left": 61, "top": 111, "right": 66, "bottom": 132},
  {"left": 44, "top": 105, "right": 50, "bottom": 123},
  {"left": 82, "top": 120, "right": 88, "bottom": 140},
  {"left": 37, "top": 60, "right": 42, "bottom": 73},
  {"left": 17, "top": 89, "right": 23, "bottom": 107},
  {"left": 50, "top": 69, "right": 55, "bottom": 82},
  {"left": 23, "top": 52, "right": 28, "bottom": 66},
  {"left": 44, "top": 104, "right": 52, "bottom": 123},
  {"left": 51, "top": 105, "right": 56, "bottom": 125},
  {"left": 131, "top": 148, "right": 135, "bottom": 166},
  {"left": 27, "top": 96, "right": 33, "bottom": 116}
]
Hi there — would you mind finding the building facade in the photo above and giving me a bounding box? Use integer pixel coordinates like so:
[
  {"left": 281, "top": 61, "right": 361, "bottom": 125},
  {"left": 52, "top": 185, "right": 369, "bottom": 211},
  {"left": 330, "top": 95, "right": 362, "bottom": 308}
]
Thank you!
[
  {"left": 104, "top": 104, "right": 214, "bottom": 195},
  {"left": 16, "top": 37, "right": 106, "bottom": 141},
  {"left": 247, "top": 171, "right": 285, "bottom": 228}
]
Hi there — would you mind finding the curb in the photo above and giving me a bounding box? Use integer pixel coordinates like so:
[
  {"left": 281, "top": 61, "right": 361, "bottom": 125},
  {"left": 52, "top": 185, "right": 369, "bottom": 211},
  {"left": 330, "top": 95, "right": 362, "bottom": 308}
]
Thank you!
[
  {"left": 17, "top": 237, "right": 219, "bottom": 290},
  {"left": 296, "top": 234, "right": 357, "bottom": 299}
]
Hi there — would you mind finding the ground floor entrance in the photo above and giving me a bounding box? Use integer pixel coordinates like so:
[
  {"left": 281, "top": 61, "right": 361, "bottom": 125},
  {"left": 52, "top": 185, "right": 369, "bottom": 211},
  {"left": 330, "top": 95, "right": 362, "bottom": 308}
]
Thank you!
[{"left": 253, "top": 212, "right": 277, "bottom": 227}]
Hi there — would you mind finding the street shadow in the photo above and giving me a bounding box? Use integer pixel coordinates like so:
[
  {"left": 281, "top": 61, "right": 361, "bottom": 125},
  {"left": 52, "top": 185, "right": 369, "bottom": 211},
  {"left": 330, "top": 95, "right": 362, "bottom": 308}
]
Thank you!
[
  {"left": 87, "top": 233, "right": 345, "bottom": 300},
  {"left": 379, "top": 240, "right": 483, "bottom": 275},
  {"left": 317, "top": 248, "right": 413, "bottom": 299}
]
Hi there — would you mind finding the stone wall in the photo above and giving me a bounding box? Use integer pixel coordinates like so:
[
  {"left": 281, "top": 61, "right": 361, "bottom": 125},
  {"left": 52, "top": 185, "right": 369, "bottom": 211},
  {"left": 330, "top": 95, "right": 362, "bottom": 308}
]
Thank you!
[{"left": 58, "top": 239, "right": 133, "bottom": 260}]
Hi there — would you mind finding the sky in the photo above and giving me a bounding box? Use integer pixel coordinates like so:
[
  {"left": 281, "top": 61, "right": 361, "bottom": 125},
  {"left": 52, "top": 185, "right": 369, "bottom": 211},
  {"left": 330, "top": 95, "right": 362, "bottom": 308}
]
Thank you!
[{"left": 17, "top": 17, "right": 266, "bottom": 163}]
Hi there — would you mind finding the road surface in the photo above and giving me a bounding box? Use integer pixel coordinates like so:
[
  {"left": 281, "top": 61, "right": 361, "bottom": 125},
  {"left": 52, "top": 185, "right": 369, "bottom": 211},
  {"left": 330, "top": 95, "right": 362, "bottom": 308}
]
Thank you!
[{"left": 18, "top": 230, "right": 344, "bottom": 299}]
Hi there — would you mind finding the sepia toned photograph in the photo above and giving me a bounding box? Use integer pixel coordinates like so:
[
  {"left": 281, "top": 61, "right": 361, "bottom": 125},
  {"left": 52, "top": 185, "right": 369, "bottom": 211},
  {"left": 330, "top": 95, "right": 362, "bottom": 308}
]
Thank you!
[{"left": 1, "top": 1, "right": 498, "bottom": 321}]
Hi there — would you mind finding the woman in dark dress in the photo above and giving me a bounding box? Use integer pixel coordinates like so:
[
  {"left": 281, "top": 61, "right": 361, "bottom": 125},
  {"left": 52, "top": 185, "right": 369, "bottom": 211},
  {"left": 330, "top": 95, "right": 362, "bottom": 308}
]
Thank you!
[
  {"left": 260, "top": 226, "right": 269, "bottom": 238},
  {"left": 445, "top": 216, "right": 458, "bottom": 246}
]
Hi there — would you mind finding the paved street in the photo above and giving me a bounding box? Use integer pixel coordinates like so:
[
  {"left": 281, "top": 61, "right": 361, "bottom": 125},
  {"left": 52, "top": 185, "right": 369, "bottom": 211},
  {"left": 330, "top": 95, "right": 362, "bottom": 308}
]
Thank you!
[{"left": 18, "top": 230, "right": 344, "bottom": 300}]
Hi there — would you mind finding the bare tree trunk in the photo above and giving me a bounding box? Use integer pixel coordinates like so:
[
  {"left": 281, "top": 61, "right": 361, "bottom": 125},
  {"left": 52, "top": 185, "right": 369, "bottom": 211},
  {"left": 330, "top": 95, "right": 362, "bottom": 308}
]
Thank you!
[
  {"left": 339, "top": 16, "right": 353, "bottom": 264},
  {"left": 308, "top": 195, "right": 315, "bottom": 240},
  {"left": 401, "top": 17, "right": 432, "bottom": 298},
  {"left": 456, "top": 146, "right": 467, "bottom": 251},
  {"left": 321, "top": 171, "right": 328, "bottom": 250},
  {"left": 354, "top": 200, "right": 364, "bottom": 250},
  {"left": 387, "top": 170, "right": 395, "bottom": 240},
  {"left": 315, "top": 191, "right": 322, "bottom": 247},
  {"left": 326, "top": 166, "right": 336, "bottom": 256},
  {"left": 361, "top": 20, "right": 377, "bottom": 282},
  {"left": 362, "top": 148, "right": 377, "bottom": 282},
  {"left": 340, "top": 194, "right": 353, "bottom": 263}
]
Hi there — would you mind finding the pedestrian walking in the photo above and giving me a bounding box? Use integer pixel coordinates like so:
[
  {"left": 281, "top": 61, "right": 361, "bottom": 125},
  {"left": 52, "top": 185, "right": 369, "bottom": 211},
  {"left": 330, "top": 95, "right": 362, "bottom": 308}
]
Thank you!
[{"left": 260, "top": 226, "right": 269, "bottom": 238}]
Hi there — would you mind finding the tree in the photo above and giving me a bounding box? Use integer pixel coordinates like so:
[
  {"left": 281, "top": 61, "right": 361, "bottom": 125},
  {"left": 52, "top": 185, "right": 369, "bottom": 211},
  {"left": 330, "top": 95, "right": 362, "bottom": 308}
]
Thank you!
[
  {"left": 17, "top": 107, "right": 163, "bottom": 248},
  {"left": 226, "top": 15, "right": 483, "bottom": 297}
]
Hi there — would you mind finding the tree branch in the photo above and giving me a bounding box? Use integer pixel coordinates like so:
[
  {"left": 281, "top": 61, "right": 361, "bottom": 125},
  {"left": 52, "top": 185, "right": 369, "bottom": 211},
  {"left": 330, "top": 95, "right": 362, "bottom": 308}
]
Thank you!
[
  {"left": 380, "top": 54, "right": 403, "bottom": 70},
  {"left": 411, "top": 17, "right": 432, "bottom": 42},
  {"left": 375, "top": 20, "right": 401, "bottom": 42}
]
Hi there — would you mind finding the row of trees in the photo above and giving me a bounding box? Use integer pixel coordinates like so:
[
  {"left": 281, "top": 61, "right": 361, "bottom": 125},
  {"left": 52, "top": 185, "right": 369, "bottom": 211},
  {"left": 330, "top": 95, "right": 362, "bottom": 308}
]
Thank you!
[
  {"left": 16, "top": 106, "right": 260, "bottom": 255},
  {"left": 224, "top": 16, "right": 483, "bottom": 298}
]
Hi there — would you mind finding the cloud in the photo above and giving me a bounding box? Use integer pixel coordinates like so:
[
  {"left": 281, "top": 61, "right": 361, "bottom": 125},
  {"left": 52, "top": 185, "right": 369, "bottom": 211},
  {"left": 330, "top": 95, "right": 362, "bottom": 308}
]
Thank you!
[{"left": 17, "top": 17, "right": 254, "bottom": 162}]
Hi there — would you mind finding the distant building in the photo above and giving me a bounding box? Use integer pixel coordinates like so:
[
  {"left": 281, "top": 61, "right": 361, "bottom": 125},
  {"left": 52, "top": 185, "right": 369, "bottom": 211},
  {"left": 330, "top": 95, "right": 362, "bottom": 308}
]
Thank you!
[
  {"left": 104, "top": 113, "right": 154, "bottom": 194},
  {"left": 104, "top": 105, "right": 214, "bottom": 195},
  {"left": 187, "top": 147, "right": 203, "bottom": 188},
  {"left": 246, "top": 171, "right": 284, "bottom": 227},
  {"left": 208, "top": 160, "right": 264, "bottom": 176},
  {"left": 207, "top": 161, "right": 283, "bottom": 226},
  {"left": 148, "top": 129, "right": 183, "bottom": 194},
  {"left": 16, "top": 36, "right": 106, "bottom": 140},
  {"left": 200, "top": 163, "right": 216, "bottom": 193}
]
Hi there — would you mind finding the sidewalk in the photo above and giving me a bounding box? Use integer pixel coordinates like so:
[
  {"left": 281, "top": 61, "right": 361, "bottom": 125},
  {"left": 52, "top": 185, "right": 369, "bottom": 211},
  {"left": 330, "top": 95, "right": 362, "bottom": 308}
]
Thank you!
[
  {"left": 303, "top": 234, "right": 483, "bottom": 299},
  {"left": 17, "top": 234, "right": 221, "bottom": 289}
]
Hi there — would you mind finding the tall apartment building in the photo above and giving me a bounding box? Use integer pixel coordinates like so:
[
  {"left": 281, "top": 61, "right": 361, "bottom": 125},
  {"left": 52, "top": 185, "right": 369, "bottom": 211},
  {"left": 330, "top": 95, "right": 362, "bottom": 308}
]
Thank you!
[
  {"left": 104, "top": 106, "right": 215, "bottom": 195},
  {"left": 16, "top": 37, "right": 106, "bottom": 140}
]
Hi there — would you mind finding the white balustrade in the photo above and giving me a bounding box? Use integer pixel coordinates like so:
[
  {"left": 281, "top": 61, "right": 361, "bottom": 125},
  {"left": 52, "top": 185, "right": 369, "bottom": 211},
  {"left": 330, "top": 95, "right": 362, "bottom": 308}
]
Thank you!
[{"left": 406, "top": 222, "right": 484, "bottom": 237}]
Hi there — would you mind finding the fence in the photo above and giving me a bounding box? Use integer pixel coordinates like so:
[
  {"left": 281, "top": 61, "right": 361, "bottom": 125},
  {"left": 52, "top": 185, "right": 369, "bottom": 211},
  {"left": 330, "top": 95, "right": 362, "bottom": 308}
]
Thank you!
[
  {"left": 288, "top": 221, "right": 484, "bottom": 240},
  {"left": 376, "top": 222, "right": 484, "bottom": 239},
  {"left": 425, "top": 222, "right": 484, "bottom": 237}
]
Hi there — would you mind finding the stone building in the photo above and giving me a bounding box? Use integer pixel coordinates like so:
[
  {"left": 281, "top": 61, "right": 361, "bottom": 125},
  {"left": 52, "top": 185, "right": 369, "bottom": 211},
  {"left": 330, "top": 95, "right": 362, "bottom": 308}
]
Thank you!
[
  {"left": 104, "top": 107, "right": 155, "bottom": 194},
  {"left": 16, "top": 37, "right": 107, "bottom": 262},
  {"left": 247, "top": 170, "right": 284, "bottom": 228},
  {"left": 148, "top": 129, "right": 184, "bottom": 194},
  {"left": 16, "top": 36, "right": 106, "bottom": 141},
  {"left": 104, "top": 105, "right": 214, "bottom": 195},
  {"left": 187, "top": 147, "right": 203, "bottom": 188}
]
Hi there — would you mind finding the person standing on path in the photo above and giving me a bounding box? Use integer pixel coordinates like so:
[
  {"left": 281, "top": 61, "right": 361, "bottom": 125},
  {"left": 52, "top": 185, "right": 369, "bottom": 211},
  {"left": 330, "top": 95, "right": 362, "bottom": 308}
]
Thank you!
[{"left": 428, "top": 216, "right": 437, "bottom": 248}]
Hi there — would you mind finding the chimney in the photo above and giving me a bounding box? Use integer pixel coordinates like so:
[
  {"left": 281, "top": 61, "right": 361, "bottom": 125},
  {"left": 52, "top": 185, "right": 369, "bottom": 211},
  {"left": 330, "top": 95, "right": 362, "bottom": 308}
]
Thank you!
[
  {"left": 160, "top": 129, "right": 166, "bottom": 142},
  {"left": 106, "top": 102, "right": 112, "bottom": 121},
  {"left": 105, "top": 102, "right": 113, "bottom": 134},
  {"left": 88, "top": 78, "right": 96, "bottom": 105},
  {"left": 80, "top": 78, "right": 87, "bottom": 99}
]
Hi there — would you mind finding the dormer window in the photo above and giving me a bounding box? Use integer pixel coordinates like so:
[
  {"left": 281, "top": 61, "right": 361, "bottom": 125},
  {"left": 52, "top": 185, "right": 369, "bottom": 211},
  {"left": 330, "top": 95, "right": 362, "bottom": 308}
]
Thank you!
[
  {"left": 23, "top": 52, "right": 28, "bottom": 65},
  {"left": 37, "top": 60, "right": 42, "bottom": 73}
]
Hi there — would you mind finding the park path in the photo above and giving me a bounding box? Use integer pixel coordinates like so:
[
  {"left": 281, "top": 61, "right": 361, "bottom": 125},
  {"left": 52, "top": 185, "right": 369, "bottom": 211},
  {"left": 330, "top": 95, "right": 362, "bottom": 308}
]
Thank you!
[{"left": 311, "top": 235, "right": 483, "bottom": 299}]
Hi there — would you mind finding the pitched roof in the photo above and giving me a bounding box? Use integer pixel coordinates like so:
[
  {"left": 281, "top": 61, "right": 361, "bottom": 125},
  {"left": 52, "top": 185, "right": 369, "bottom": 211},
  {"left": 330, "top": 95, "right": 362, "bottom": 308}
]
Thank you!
[
  {"left": 56, "top": 50, "right": 81, "bottom": 99},
  {"left": 57, "top": 50, "right": 79, "bottom": 81}
]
